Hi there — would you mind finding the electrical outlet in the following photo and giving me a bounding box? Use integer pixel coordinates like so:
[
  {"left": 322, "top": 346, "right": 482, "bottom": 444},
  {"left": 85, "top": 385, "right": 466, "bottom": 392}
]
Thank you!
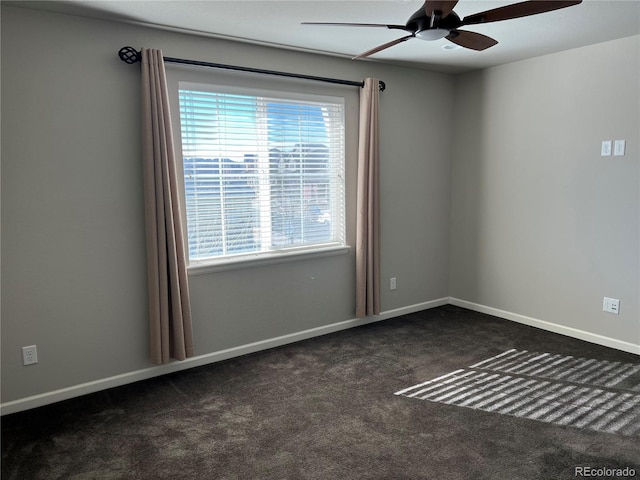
[
  {"left": 22, "top": 345, "right": 38, "bottom": 365},
  {"left": 603, "top": 297, "right": 620, "bottom": 315},
  {"left": 390, "top": 277, "right": 397, "bottom": 290},
  {"left": 601, "top": 140, "right": 612, "bottom": 156}
]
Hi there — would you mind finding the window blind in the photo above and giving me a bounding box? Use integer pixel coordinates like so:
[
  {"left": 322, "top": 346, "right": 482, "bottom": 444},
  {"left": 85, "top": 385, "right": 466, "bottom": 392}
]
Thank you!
[{"left": 178, "top": 84, "right": 346, "bottom": 263}]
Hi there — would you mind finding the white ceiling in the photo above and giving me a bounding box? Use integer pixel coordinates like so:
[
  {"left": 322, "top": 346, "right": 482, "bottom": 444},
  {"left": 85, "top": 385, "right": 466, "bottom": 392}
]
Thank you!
[{"left": 15, "top": 0, "right": 640, "bottom": 73}]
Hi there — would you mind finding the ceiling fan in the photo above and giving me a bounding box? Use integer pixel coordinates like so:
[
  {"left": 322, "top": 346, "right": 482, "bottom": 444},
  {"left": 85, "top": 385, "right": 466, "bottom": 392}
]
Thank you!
[{"left": 302, "top": 0, "right": 582, "bottom": 59}]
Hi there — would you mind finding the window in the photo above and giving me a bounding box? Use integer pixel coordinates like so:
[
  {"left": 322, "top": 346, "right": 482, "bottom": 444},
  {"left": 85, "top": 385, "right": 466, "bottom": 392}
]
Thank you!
[{"left": 178, "top": 82, "right": 346, "bottom": 266}]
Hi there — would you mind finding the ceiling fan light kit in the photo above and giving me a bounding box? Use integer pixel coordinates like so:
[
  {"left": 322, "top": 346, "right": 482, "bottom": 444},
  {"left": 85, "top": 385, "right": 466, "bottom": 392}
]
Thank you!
[
  {"left": 415, "top": 29, "right": 450, "bottom": 41},
  {"left": 303, "top": 0, "right": 582, "bottom": 59}
]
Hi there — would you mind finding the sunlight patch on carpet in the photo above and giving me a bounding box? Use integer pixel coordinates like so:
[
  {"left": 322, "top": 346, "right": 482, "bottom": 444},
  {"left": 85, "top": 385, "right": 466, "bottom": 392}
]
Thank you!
[{"left": 395, "top": 349, "right": 640, "bottom": 437}]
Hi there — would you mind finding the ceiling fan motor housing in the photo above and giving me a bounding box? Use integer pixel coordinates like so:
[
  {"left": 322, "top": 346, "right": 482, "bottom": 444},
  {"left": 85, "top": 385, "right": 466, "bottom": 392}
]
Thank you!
[{"left": 406, "top": 8, "right": 462, "bottom": 36}]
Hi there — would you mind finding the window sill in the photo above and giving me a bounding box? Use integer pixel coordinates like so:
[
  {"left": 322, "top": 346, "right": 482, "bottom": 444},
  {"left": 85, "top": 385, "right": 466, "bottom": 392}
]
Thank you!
[{"left": 187, "top": 244, "right": 351, "bottom": 275}]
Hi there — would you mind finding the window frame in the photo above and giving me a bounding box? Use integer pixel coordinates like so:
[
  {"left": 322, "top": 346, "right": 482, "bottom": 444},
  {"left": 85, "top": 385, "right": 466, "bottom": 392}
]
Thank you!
[{"left": 170, "top": 76, "right": 351, "bottom": 274}]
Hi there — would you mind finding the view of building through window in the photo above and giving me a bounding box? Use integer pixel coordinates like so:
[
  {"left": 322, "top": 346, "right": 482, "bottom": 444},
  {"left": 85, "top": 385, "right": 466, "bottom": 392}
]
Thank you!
[{"left": 179, "top": 87, "right": 345, "bottom": 262}]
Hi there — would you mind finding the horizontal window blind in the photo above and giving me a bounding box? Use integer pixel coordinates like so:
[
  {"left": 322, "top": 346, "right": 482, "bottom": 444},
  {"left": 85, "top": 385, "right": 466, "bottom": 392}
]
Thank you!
[{"left": 178, "top": 84, "right": 346, "bottom": 263}]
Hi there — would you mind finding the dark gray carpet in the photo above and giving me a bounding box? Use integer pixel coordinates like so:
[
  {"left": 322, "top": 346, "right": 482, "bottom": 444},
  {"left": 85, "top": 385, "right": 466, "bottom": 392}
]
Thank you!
[
  {"left": 396, "top": 348, "right": 640, "bottom": 437},
  {"left": 2, "top": 305, "right": 639, "bottom": 479}
]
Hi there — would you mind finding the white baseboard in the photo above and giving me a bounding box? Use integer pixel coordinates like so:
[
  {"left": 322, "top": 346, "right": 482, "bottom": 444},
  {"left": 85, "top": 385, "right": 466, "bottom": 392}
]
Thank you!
[
  {"left": 0, "top": 298, "right": 449, "bottom": 416},
  {"left": 6, "top": 296, "right": 635, "bottom": 415},
  {"left": 449, "top": 297, "right": 640, "bottom": 356}
]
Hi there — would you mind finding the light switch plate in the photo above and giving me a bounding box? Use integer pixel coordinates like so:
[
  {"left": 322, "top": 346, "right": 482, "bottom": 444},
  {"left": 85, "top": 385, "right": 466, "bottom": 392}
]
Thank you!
[{"left": 614, "top": 140, "right": 626, "bottom": 156}]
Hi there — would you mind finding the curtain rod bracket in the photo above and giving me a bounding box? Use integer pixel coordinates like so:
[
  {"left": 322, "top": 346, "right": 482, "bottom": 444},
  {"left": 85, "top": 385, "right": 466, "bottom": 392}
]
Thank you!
[{"left": 118, "top": 46, "right": 385, "bottom": 92}]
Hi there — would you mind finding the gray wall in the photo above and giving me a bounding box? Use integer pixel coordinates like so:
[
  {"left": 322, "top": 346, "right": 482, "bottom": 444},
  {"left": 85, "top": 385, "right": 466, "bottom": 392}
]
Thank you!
[
  {"left": 1, "top": 6, "right": 453, "bottom": 405},
  {"left": 450, "top": 36, "right": 639, "bottom": 347}
]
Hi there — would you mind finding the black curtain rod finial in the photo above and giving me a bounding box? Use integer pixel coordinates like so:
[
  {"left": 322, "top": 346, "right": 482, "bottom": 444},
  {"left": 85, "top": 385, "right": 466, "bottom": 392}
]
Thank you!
[
  {"left": 119, "top": 46, "right": 141, "bottom": 64},
  {"left": 117, "top": 46, "right": 385, "bottom": 92}
]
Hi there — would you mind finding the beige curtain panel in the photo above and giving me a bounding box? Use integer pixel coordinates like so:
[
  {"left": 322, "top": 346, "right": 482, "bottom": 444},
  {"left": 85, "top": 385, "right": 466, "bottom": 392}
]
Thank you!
[
  {"left": 355, "top": 78, "right": 381, "bottom": 318},
  {"left": 141, "top": 48, "right": 194, "bottom": 364}
]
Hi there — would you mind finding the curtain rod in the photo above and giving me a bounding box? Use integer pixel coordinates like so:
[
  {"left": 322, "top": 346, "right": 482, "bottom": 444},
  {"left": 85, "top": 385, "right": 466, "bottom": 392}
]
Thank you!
[{"left": 118, "top": 47, "right": 385, "bottom": 92}]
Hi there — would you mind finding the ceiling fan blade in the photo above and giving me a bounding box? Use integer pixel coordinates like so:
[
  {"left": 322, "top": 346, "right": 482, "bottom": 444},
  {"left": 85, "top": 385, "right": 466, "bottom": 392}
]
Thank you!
[
  {"left": 353, "top": 34, "right": 415, "bottom": 59},
  {"left": 424, "top": 0, "right": 459, "bottom": 18},
  {"left": 302, "top": 22, "right": 409, "bottom": 32},
  {"left": 446, "top": 30, "right": 498, "bottom": 51},
  {"left": 462, "top": 1, "right": 582, "bottom": 26}
]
